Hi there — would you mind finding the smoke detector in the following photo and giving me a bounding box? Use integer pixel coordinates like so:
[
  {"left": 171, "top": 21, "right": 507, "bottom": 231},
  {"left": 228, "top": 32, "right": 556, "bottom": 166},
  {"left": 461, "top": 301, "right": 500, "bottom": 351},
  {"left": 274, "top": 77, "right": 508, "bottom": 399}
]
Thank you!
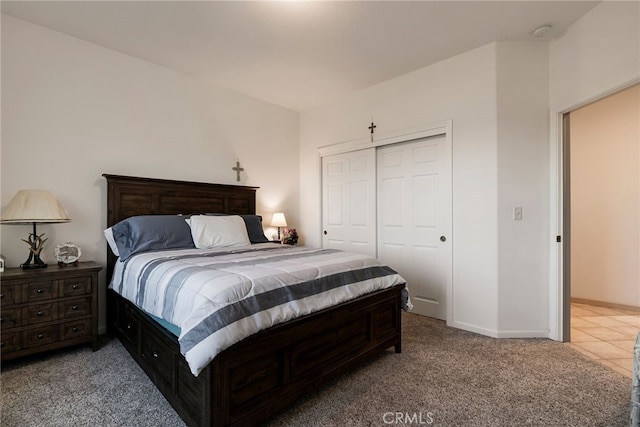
[{"left": 532, "top": 25, "right": 552, "bottom": 38}]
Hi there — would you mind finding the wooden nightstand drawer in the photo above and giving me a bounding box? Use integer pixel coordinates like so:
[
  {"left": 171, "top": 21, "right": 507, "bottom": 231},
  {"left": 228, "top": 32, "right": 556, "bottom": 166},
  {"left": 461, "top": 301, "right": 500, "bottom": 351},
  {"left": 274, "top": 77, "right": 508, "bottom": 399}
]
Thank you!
[
  {"left": 24, "top": 281, "right": 55, "bottom": 302},
  {"left": 23, "top": 302, "right": 58, "bottom": 325},
  {"left": 1, "top": 332, "right": 21, "bottom": 353},
  {"left": 1, "top": 308, "right": 22, "bottom": 329},
  {"left": 24, "top": 325, "right": 55, "bottom": 348},
  {"left": 0, "top": 262, "right": 101, "bottom": 361},
  {"left": 61, "top": 277, "right": 91, "bottom": 297},
  {"left": 60, "top": 319, "right": 91, "bottom": 341},
  {"left": 61, "top": 297, "right": 91, "bottom": 318},
  {"left": 0, "top": 284, "right": 21, "bottom": 306}
]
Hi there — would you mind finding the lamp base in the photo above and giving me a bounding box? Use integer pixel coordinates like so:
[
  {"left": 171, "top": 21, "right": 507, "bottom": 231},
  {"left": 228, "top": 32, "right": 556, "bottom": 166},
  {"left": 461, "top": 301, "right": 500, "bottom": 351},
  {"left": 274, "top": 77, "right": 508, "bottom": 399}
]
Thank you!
[
  {"left": 20, "top": 224, "right": 49, "bottom": 269},
  {"left": 21, "top": 249, "right": 48, "bottom": 270},
  {"left": 21, "top": 262, "right": 48, "bottom": 270}
]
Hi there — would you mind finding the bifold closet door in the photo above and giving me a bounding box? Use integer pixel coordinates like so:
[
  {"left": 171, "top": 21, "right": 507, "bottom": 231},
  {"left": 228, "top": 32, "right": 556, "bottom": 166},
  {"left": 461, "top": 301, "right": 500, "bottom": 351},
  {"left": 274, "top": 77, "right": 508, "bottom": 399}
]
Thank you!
[
  {"left": 377, "top": 135, "right": 451, "bottom": 320},
  {"left": 321, "top": 148, "right": 377, "bottom": 258}
]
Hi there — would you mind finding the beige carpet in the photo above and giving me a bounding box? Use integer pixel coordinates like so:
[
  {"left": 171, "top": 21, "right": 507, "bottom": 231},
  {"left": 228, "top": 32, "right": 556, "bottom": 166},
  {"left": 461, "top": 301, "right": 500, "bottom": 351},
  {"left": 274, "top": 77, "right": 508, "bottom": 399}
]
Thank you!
[{"left": 1, "top": 313, "right": 632, "bottom": 426}]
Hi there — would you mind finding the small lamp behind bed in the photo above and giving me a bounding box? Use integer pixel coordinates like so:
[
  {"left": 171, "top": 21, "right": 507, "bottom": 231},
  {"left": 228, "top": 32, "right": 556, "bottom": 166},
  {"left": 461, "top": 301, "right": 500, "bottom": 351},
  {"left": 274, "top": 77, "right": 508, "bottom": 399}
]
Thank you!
[{"left": 271, "top": 212, "right": 287, "bottom": 241}]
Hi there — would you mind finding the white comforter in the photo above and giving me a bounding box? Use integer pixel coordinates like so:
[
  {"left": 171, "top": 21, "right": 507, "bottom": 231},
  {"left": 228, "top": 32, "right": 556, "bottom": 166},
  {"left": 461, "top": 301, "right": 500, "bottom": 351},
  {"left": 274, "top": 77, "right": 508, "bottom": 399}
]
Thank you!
[{"left": 110, "top": 244, "right": 408, "bottom": 376}]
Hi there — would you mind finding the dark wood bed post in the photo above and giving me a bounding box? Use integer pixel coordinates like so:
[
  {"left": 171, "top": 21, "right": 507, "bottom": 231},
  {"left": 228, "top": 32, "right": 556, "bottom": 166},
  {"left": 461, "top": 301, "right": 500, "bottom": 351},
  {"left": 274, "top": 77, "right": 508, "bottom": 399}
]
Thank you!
[{"left": 103, "top": 174, "right": 403, "bottom": 427}]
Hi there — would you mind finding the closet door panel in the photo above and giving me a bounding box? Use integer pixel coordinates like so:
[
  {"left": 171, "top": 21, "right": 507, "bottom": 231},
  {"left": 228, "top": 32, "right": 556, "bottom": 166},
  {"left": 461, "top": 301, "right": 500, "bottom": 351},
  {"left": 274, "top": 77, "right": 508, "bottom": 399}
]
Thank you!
[
  {"left": 321, "top": 149, "right": 376, "bottom": 257},
  {"left": 378, "top": 135, "right": 451, "bottom": 320}
]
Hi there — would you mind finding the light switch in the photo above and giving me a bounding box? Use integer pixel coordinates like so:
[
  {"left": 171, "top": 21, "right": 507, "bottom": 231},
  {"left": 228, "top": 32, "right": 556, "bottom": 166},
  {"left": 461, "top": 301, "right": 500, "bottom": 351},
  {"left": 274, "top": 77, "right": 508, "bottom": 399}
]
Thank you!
[{"left": 513, "top": 206, "right": 523, "bottom": 221}]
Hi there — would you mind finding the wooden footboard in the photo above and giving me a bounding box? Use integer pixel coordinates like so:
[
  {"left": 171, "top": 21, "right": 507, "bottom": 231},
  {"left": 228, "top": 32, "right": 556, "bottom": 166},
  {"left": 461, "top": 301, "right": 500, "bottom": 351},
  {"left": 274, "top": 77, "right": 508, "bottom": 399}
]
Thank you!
[{"left": 108, "top": 285, "right": 403, "bottom": 426}]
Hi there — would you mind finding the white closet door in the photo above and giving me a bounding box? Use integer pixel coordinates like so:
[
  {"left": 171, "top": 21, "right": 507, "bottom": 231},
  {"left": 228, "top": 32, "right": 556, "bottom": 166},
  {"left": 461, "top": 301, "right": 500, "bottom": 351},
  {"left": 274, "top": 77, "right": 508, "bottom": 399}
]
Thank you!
[
  {"left": 377, "top": 135, "right": 451, "bottom": 320},
  {"left": 322, "top": 148, "right": 377, "bottom": 257}
]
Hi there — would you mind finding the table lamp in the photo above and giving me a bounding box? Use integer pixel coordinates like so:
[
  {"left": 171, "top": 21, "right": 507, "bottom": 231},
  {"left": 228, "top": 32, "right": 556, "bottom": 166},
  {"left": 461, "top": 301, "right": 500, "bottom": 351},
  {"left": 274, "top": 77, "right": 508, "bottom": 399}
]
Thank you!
[
  {"left": 271, "top": 212, "right": 287, "bottom": 240},
  {"left": 1, "top": 190, "right": 71, "bottom": 269}
]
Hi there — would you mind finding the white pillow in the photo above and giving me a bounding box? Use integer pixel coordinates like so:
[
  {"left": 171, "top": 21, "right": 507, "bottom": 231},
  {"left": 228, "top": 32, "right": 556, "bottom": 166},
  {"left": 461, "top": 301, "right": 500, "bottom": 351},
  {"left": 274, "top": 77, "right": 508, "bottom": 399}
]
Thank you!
[
  {"left": 188, "top": 215, "right": 251, "bottom": 249},
  {"left": 103, "top": 227, "right": 120, "bottom": 257}
]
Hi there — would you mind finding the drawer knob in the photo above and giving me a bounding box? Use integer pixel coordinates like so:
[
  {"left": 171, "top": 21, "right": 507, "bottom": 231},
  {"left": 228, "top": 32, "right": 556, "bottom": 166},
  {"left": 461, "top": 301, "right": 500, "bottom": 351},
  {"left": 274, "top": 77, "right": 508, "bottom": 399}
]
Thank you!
[
  {"left": 126, "top": 324, "right": 132, "bottom": 330},
  {"left": 37, "top": 311, "right": 44, "bottom": 316},
  {"left": 72, "top": 327, "right": 79, "bottom": 332},
  {"left": 36, "top": 289, "right": 44, "bottom": 294},
  {"left": 37, "top": 334, "right": 44, "bottom": 339},
  {"left": 72, "top": 284, "right": 79, "bottom": 290},
  {"left": 0, "top": 293, "right": 4, "bottom": 298},
  {"left": 0, "top": 342, "right": 3, "bottom": 347},
  {"left": 152, "top": 351, "right": 159, "bottom": 358},
  {"left": 0, "top": 317, "right": 4, "bottom": 323},
  {"left": 72, "top": 305, "right": 79, "bottom": 310}
]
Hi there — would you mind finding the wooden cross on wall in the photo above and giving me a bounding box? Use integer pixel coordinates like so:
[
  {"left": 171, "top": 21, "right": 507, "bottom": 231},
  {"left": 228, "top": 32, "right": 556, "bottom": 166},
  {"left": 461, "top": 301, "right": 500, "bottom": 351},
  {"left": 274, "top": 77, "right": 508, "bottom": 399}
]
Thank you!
[
  {"left": 368, "top": 120, "right": 376, "bottom": 142},
  {"left": 232, "top": 160, "right": 244, "bottom": 182}
]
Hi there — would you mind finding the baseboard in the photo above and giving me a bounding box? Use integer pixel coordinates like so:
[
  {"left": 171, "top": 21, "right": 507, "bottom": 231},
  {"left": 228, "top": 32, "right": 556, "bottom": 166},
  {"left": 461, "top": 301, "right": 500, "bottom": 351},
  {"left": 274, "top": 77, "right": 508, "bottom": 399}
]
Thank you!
[
  {"left": 495, "top": 329, "right": 550, "bottom": 339},
  {"left": 449, "top": 321, "right": 499, "bottom": 338},
  {"left": 450, "top": 321, "right": 550, "bottom": 339},
  {"left": 571, "top": 297, "right": 640, "bottom": 312}
]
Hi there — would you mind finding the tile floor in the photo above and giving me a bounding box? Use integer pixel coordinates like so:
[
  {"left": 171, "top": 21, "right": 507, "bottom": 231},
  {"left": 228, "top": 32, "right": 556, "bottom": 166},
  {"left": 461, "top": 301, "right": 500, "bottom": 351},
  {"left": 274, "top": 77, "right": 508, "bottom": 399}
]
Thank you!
[{"left": 567, "top": 302, "right": 640, "bottom": 378}]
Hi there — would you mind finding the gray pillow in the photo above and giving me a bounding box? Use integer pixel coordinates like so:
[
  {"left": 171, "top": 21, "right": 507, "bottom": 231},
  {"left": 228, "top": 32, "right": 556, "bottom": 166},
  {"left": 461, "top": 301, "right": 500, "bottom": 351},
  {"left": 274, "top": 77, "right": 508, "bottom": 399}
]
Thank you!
[{"left": 111, "top": 215, "right": 195, "bottom": 261}]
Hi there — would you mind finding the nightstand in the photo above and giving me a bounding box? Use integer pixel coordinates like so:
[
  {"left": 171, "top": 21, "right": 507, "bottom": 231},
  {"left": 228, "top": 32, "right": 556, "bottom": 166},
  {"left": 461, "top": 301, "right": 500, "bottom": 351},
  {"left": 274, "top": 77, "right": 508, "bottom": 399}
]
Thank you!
[{"left": 0, "top": 261, "right": 102, "bottom": 361}]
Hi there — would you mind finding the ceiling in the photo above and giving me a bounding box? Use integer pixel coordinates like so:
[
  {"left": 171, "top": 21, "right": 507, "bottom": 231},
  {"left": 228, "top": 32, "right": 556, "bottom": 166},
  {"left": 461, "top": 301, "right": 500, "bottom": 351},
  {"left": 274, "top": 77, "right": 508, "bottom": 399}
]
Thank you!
[{"left": 1, "top": 1, "right": 600, "bottom": 112}]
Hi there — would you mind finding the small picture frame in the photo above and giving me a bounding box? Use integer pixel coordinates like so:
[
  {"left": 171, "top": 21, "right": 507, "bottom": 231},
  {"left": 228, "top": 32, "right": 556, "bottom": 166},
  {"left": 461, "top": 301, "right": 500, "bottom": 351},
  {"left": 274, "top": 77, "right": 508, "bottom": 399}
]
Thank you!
[{"left": 54, "top": 243, "right": 82, "bottom": 266}]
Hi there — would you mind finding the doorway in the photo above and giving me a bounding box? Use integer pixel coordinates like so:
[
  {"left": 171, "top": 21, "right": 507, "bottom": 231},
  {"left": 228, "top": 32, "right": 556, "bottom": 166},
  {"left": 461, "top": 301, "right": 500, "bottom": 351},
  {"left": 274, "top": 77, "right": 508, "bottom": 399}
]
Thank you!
[{"left": 561, "top": 83, "right": 640, "bottom": 343}]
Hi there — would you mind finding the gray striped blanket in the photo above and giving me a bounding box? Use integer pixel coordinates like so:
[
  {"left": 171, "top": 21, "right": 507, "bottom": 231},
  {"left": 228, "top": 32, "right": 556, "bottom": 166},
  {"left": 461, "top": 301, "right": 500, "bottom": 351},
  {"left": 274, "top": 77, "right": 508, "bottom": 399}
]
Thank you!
[{"left": 110, "top": 243, "right": 409, "bottom": 376}]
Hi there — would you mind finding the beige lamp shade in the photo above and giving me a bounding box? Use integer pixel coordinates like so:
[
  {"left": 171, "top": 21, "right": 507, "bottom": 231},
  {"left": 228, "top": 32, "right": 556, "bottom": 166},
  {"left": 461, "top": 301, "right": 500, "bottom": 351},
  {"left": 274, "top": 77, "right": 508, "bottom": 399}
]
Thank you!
[
  {"left": 270, "top": 212, "right": 287, "bottom": 228},
  {"left": 1, "top": 190, "right": 71, "bottom": 224}
]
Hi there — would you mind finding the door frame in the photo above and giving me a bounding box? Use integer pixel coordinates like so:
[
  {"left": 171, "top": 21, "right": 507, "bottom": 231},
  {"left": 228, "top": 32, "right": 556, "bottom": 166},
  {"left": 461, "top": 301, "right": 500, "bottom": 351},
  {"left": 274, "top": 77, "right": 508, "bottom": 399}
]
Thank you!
[
  {"left": 318, "top": 120, "right": 453, "bottom": 324},
  {"left": 550, "top": 78, "right": 638, "bottom": 342}
]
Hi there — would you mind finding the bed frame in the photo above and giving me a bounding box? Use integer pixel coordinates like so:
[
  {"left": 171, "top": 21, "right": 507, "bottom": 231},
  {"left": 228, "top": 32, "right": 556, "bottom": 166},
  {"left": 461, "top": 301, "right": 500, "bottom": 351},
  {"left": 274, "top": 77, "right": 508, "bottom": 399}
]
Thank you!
[{"left": 104, "top": 174, "right": 403, "bottom": 427}]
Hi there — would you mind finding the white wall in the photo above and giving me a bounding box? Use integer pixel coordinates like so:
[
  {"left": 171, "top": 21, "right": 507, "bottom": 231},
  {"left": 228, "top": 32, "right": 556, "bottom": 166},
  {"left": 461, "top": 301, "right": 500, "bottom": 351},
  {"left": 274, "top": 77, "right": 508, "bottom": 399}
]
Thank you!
[
  {"left": 496, "top": 42, "right": 550, "bottom": 335},
  {"left": 548, "top": 1, "right": 640, "bottom": 339},
  {"left": 0, "top": 15, "right": 300, "bottom": 331},
  {"left": 570, "top": 84, "right": 640, "bottom": 307},
  {"left": 301, "top": 44, "right": 501, "bottom": 335},
  {"left": 549, "top": 2, "right": 640, "bottom": 113}
]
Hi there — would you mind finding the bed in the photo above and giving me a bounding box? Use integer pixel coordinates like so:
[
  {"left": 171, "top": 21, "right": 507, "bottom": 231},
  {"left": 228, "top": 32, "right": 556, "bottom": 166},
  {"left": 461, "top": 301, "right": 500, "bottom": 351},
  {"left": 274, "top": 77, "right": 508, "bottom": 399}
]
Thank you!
[{"left": 104, "top": 174, "right": 406, "bottom": 427}]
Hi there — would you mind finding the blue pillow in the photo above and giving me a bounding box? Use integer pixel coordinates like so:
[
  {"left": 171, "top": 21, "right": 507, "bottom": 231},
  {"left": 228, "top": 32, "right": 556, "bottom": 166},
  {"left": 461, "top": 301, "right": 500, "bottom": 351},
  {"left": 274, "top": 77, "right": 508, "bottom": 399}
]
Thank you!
[
  {"left": 111, "top": 215, "right": 195, "bottom": 261},
  {"left": 204, "top": 213, "right": 269, "bottom": 243},
  {"left": 240, "top": 215, "right": 269, "bottom": 243}
]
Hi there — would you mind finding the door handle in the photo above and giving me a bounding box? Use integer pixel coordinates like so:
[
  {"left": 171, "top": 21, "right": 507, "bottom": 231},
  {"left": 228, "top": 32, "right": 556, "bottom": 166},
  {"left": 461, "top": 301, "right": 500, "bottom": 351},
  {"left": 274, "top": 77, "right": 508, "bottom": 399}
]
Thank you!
[
  {"left": 324, "top": 230, "right": 327, "bottom": 235},
  {"left": 440, "top": 236, "right": 446, "bottom": 242}
]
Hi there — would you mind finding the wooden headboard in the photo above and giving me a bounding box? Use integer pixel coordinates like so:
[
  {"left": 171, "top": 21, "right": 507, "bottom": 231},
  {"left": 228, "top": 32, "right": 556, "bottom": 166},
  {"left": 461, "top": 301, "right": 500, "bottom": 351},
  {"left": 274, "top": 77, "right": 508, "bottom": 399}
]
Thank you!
[{"left": 103, "top": 174, "right": 258, "bottom": 278}]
